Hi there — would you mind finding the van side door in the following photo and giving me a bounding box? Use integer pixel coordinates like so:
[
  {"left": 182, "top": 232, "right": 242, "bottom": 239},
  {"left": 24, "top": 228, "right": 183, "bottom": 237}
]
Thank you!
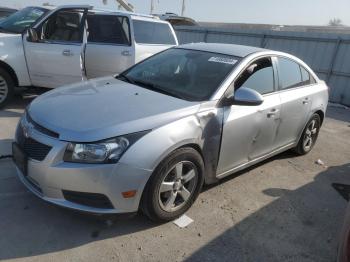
[{"left": 84, "top": 14, "right": 134, "bottom": 78}]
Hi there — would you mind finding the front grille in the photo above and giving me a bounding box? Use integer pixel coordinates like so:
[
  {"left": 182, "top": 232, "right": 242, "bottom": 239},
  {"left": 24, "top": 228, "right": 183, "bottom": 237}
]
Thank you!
[
  {"left": 62, "top": 190, "right": 114, "bottom": 209},
  {"left": 16, "top": 126, "right": 52, "bottom": 161}
]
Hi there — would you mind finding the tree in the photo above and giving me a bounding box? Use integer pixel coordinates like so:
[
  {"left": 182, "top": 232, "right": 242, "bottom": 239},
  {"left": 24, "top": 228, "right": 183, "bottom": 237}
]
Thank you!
[{"left": 329, "top": 18, "right": 343, "bottom": 26}]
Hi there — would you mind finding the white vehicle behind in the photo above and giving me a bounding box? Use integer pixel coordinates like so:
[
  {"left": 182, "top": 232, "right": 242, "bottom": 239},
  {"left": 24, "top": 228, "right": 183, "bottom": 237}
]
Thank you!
[{"left": 0, "top": 5, "right": 178, "bottom": 107}]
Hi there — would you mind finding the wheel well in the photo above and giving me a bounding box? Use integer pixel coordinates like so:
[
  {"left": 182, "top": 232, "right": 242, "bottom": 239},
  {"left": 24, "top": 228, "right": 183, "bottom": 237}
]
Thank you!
[
  {"left": 315, "top": 110, "right": 325, "bottom": 126},
  {"left": 179, "top": 143, "right": 205, "bottom": 164},
  {"left": 0, "top": 61, "right": 19, "bottom": 86}
]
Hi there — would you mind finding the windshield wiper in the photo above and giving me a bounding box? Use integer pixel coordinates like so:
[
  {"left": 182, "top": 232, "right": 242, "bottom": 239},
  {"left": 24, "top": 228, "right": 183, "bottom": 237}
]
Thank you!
[{"left": 132, "top": 80, "right": 186, "bottom": 100}]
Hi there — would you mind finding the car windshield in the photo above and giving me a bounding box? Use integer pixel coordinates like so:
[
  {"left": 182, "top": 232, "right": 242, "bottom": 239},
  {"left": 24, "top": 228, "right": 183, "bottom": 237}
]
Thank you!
[
  {"left": 118, "top": 48, "right": 239, "bottom": 101},
  {"left": 0, "top": 7, "right": 47, "bottom": 34}
]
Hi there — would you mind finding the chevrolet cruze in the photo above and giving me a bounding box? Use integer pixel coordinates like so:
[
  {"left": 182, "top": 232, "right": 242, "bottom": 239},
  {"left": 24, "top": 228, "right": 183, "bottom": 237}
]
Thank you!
[{"left": 12, "top": 43, "right": 328, "bottom": 221}]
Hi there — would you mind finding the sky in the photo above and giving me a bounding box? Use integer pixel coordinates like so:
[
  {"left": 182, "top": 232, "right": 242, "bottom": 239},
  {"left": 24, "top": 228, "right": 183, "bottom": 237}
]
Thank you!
[{"left": 1, "top": 0, "right": 349, "bottom": 26}]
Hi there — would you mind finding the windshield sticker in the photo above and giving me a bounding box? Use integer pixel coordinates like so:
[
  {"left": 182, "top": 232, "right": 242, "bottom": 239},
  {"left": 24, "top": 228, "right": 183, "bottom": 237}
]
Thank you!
[{"left": 208, "top": 57, "right": 237, "bottom": 65}]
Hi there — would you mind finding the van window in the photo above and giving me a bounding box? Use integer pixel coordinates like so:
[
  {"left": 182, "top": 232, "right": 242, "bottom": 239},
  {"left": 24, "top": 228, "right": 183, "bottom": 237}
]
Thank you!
[
  {"left": 39, "top": 10, "right": 84, "bottom": 42},
  {"left": 87, "top": 15, "right": 130, "bottom": 45},
  {"left": 133, "top": 20, "right": 176, "bottom": 45}
]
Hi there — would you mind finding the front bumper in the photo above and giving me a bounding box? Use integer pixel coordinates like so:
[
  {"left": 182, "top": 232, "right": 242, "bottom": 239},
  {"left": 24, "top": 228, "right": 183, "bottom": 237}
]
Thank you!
[{"left": 13, "top": 122, "right": 152, "bottom": 214}]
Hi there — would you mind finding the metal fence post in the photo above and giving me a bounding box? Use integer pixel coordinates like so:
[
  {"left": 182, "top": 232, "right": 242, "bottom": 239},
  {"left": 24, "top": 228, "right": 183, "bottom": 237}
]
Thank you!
[
  {"left": 203, "top": 29, "right": 209, "bottom": 43},
  {"left": 260, "top": 34, "right": 266, "bottom": 48},
  {"left": 327, "top": 38, "right": 342, "bottom": 84}
]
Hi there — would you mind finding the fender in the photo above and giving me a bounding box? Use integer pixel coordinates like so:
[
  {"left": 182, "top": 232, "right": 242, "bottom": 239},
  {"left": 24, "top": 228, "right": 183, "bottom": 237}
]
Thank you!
[
  {"left": 0, "top": 33, "right": 31, "bottom": 86},
  {"left": 120, "top": 104, "right": 224, "bottom": 185}
]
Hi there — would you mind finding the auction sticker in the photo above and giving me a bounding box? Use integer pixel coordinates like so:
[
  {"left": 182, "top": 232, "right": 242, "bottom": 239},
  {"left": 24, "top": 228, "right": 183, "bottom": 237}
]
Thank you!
[{"left": 208, "top": 57, "right": 237, "bottom": 65}]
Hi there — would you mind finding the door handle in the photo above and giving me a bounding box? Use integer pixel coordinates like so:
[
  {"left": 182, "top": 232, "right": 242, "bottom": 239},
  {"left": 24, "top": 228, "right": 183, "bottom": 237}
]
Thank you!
[
  {"left": 121, "top": 50, "right": 131, "bottom": 56},
  {"left": 302, "top": 97, "right": 310, "bottom": 105},
  {"left": 267, "top": 108, "right": 279, "bottom": 118},
  {"left": 62, "top": 49, "right": 73, "bottom": 56}
]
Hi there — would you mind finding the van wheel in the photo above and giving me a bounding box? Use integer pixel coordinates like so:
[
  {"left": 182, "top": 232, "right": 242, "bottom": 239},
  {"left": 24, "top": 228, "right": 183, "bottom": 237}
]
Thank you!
[
  {"left": 0, "top": 68, "right": 14, "bottom": 109},
  {"left": 294, "top": 114, "right": 321, "bottom": 155},
  {"left": 141, "top": 148, "right": 204, "bottom": 222}
]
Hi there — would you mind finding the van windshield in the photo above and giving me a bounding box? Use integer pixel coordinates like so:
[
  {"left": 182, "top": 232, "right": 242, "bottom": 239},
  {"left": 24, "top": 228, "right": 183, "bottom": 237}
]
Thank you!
[
  {"left": 118, "top": 48, "right": 239, "bottom": 101},
  {"left": 0, "top": 7, "right": 48, "bottom": 34}
]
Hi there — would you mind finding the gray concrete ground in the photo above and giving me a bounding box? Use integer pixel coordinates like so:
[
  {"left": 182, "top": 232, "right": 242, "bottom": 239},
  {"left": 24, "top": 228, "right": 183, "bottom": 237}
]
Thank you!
[{"left": 0, "top": 93, "right": 349, "bottom": 262}]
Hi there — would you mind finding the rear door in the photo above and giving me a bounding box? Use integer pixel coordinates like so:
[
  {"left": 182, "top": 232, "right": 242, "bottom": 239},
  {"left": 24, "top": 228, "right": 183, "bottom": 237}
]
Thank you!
[
  {"left": 84, "top": 14, "right": 134, "bottom": 78},
  {"left": 24, "top": 7, "right": 88, "bottom": 88},
  {"left": 274, "top": 57, "right": 314, "bottom": 147},
  {"left": 133, "top": 18, "right": 178, "bottom": 63}
]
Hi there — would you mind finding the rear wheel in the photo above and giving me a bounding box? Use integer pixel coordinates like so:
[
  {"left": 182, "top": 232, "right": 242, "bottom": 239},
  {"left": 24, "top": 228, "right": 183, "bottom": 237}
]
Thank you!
[
  {"left": 141, "top": 147, "right": 204, "bottom": 222},
  {"left": 294, "top": 114, "right": 321, "bottom": 155},
  {"left": 0, "top": 68, "right": 14, "bottom": 109}
]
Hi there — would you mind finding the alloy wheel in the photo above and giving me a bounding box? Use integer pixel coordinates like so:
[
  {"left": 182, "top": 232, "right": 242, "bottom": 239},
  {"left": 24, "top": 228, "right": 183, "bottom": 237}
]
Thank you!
[
  {"left": 158, "top": 161, "right": 198, "bottom": 212},
  {"left": 303, "top": 119, "right": 318, "bottom": 151}
]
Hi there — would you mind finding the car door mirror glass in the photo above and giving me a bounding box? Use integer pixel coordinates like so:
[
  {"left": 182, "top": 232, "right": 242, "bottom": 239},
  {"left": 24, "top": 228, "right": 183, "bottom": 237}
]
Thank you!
[{"left": 233, "top": 87, "right": 264, "bottom": 106}]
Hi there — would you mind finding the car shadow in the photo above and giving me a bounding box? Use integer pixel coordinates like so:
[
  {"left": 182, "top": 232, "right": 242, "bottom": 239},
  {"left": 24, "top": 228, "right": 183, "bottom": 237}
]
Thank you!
[
  {"left": 187, "top": 162, "right": 350, "bottom": 262},
  {"left": 0, "top": 149, "right": 348, "bottom": 260}
]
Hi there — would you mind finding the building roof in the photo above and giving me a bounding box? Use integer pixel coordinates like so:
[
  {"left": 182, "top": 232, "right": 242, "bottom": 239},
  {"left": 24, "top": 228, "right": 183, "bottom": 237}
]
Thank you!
[{"left": 177, "top": 42, "right": 267, "bottom": 57}]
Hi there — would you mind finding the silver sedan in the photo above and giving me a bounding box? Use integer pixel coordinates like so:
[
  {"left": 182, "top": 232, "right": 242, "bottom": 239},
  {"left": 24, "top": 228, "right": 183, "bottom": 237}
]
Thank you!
[{"left": 12, "top": 43, "right": 328, "bottom": 221}]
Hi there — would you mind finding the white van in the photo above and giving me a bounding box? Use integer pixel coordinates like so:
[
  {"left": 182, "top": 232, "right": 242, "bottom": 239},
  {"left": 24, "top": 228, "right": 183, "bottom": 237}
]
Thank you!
[{"left": 0, "top": 5, "right": 178, "bottom": 107}]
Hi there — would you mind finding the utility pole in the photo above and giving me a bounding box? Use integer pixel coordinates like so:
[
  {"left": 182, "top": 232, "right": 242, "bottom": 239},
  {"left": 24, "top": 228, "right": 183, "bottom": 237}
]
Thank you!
[
  {"left": 181, "top": 0, "right": 186, "bottom": 16},
  {"left": 150, "top": 0, "right": 155, "bottom": 14}
]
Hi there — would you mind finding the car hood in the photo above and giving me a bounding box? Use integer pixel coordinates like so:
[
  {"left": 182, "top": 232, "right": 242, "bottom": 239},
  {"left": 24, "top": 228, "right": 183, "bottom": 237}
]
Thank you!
[{"left": 28, "top": 76, "right": 200, "bottom": 142}]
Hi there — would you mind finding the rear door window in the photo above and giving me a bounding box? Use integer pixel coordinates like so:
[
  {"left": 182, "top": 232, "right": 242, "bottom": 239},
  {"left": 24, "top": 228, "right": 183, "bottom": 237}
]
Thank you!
[
  {"left": 133, "top": 20, "right": 176, "bottom": 45},
  {"left": 87, "top": 15, "right": 130, "bottom": 45},
  {"left": 277, "top": 57, "right": 304, "bottom": 90}
]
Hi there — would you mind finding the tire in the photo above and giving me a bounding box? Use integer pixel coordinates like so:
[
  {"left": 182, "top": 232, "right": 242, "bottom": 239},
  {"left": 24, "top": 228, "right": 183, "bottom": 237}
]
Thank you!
[
  {"left": 0, "top": 68, "right": 14, "bottom": 109},
  {"left": 294, "top": 113, "right": 321, "bottom": 155},
  {"left": 141, "top": 147, "right": 204, "bottom": 222}
]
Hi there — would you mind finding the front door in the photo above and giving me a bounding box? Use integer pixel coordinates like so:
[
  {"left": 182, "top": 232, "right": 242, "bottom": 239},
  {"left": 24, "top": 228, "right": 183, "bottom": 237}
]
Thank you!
[
  {"left": 217, "top": 57, "right": 282, "bottom": 175},
  {"left": 24, "top": 8, "right": 88, "bottom": 88}
]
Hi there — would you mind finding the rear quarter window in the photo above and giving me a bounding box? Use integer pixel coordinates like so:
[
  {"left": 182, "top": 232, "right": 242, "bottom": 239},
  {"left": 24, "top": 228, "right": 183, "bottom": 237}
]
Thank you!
[
  {"left": 133, "top": 20, "right": 176, "bottom": 45},
  {"left": 300, "top": 66, "right": 316, "bottom": 85}
]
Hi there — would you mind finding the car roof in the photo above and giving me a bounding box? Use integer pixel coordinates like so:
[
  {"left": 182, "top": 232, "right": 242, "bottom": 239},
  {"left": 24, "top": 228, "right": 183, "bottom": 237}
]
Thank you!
[{"left": 177, "top": 43, "right": 269, "bottom": 58}]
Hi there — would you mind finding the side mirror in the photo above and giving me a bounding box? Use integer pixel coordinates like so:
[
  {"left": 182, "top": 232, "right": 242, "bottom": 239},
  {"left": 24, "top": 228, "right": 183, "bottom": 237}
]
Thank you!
[
  {"left": 27, "top": 28, "right": 39, "bottom": 42},
  {"left": 232, "top": 87, "right": 264, "bottom": 106}
]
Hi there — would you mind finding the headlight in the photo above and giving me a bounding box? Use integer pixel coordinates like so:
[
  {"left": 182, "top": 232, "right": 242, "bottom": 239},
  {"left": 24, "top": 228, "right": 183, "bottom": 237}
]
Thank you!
[{"left": 63, "top": 131, "right": 149, "bottom": 164}]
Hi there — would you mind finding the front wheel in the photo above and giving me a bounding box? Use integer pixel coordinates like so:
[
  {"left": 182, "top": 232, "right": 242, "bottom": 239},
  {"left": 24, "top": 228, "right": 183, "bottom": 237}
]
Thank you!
[
  {"left": 0, "top": 68, "right": 14, "bottom": 109},
  {"left": 141, "top": 147, "right": 204, "bottom": 222},
  {"left": 294, "top": 114, "right": 321, "bottom": 155}
]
